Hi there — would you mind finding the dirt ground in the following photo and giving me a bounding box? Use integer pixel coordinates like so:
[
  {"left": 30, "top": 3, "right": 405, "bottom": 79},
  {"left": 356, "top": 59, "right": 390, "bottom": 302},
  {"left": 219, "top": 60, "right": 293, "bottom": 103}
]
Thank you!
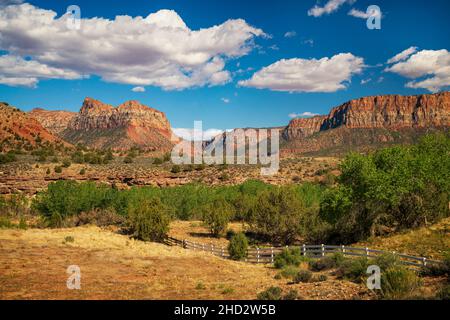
[{"left": 0, "top": 225, "right": 373, "bottom": 300}]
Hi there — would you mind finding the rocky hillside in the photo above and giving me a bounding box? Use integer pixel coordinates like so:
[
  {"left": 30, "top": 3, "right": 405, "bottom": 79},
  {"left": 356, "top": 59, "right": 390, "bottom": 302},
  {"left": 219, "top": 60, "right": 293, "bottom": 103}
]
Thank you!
[
  {"left": 282, "top": 92, "right": 450, "bottom": 154},
  {"left": 29, "top": 108, "right": 76, "bottom": 136},
  {"left": 60, "top": 98, "right": 175, "bottom": 151},
  {"left": 0, "top": 102, "right": 67, "bottom": 151}
]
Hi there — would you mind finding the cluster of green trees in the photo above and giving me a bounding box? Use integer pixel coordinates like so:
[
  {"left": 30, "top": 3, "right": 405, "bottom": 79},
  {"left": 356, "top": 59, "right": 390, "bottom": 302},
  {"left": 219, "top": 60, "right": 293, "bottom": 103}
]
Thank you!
[
  {"left": 0, "top": 151, "right": 17, "bottom": 164},
  {"left": 31, "top": 134, "right": 449, "bottom": 245},
  {"left": 320, "top": 133, "right": 450, "bottom": 243},
  {"left": 71, "top": 150, "right": 114, "bottom": 164}
]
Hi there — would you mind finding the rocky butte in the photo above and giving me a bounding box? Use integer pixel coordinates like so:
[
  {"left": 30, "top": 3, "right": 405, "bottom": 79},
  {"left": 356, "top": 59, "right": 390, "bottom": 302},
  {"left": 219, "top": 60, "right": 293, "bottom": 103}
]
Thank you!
[
  {"left": 59, "top": 98, "right": 176, "bottom": 151},
  {"left": 282, "top": 92, "right": 450, "bottom": 154}
]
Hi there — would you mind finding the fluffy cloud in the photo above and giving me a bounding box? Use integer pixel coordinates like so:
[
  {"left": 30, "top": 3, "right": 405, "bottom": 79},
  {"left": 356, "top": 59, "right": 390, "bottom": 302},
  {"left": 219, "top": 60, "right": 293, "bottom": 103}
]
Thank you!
[
  {"left": 131, "top": 86, "right": 145, "bottom": 92},
  {"left": 221, "top": 98, "right": 230, "bottom": 104},
  {"left": 284, "top": 31, "right": 297, "bottom": 38},
  {"left": 308, "top": 0, "right": 355, "bottom": 17},
  {"left": 0, "top": 54, "right": 83, "bottom": 87},
  {"left": 173, "top": 128, "right": 225, "bottom": 141},
  {"left": 238, "top": 53, "right": 364, "bottom": 93},
  {"left": 385, "top": 49, "right": 450, "bottom": 92},
  {"left": 348, "top": 7, "right": 382, "bottom": 19},
  {"left": 386, "top": 46, "right": 418, "bottom": 64},
  {"left": 0, "top": 4, "right": 265, "bottom": 89},
  {"left": 288, "top": 112, "right": 319, "bottom": 118}
]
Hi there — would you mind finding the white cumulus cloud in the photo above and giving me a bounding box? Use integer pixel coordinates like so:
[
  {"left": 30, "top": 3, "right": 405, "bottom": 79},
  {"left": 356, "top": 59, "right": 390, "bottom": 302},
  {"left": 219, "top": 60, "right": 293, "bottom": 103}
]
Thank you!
[
  {"left": 308, "top": 0, "right": 355, "bottom": 17},
  {"left": 385, "top": 49, "right": 450, "bottom": 92},
  {"left": 0, "top": 4, "right": 266, "bottom": 89},
  {"left": 238, "top": 53, "right": 364, "bottom": 93},
  {"left": 386, "top": 46, "right": 418, "bottom": 64},
  {"left": 132, "top": 86, "right": 146, "bottom": 92},
  {"left": 284, "top": 31, "right": 297, "bottom": 38},
  {"left": 0, "top": 54, "right": 83, "bottom": 87},
  {"left": 288, "top": 112, "right": 319, "bottom": 118},
  {"left": 173, "top": 128, "right": 225, "bottom": 141}
]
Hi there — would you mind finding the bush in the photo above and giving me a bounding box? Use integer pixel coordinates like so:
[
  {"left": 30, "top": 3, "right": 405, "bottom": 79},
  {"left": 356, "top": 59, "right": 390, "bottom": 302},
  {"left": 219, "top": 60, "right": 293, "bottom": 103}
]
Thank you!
[
  {"left": 171, "top": 165, "right": 181, "bottom": 174},
  {"left": 309, "top": 256, "right": 338, "bottom": 272},
  {"left": 54, "top": 166, "right": 62, "bottom": 173},
  {"left": 153, "top": 158, "right": 163, "bottom": 165},
  {"left": 335, "top": 258, "right": 369, "bottom": 283},
  {"left": 274, "top": 248, "right": 306, "bottom": 269},
  {"left": 201, "top": 198, "right": 232, "bottom": 237},
  {"left": 313, "top": 274, "right": 328, "bottom": 282},
  {"left": 282, "top": 289, "right": 299, "bottom": 300},
  {"left": 228, "top": 232, "right": 248, "bottom": 260},
  {"left": 257, "top": 286, "right": 282, "bottom": 300},
  {"left": 124, "top": 156, "right": 133, "bottom": 164},
  {"left": 278, "top": 265, "right": 300, "bottom": 279},
  {"left": 62, "top": 159, "right": 71, "bottom": 168},
  {"left": 0, "top": 152, "right": 16, "bottom": 164},
  {"left": 381, "top": 266, "right": 420, "bottom": 299},
  {"left": 437, "top": 285, "right": 450, "bottom": 300},
  {"left": 127, "top": 197, "right": 171, "bottom": 242},
  {"left": 79, "top": 168, "right": 86, "bottom": 175},
  {"left": 294, "top": 270, "right": 312, "bottom": 283}
]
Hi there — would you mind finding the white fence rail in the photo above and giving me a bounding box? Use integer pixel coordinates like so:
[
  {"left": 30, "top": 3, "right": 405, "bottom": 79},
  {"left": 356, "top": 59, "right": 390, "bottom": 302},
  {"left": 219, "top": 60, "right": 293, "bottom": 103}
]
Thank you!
[{"left": 166, "top": 237, "right": 443, "bottom": 268}]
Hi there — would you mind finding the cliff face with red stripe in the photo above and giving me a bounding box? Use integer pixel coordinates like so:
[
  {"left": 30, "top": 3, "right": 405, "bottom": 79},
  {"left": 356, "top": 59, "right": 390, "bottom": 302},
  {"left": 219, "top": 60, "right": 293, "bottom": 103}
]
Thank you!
[
  {"left": 282, "top": 92, "right": 450, "bottom": 154},
  {"left": 61, "top": 98, "right": 175, "bottom": 151}
]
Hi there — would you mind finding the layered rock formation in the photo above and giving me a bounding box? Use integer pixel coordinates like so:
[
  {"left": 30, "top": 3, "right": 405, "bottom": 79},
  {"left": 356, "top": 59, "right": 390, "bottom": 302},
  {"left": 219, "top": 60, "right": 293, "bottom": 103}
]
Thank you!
[
  {"left": 282, "top": 92, "right": 450, "bottom": 154},
  {"left": 0, "top": 102, "right": 67, "bottom": 151},
  {"left": 29, "top": 108, "right": 76, "bottom": 135},
  {"left": 61, "top": 98, "right": 175, "bottom": 151}
]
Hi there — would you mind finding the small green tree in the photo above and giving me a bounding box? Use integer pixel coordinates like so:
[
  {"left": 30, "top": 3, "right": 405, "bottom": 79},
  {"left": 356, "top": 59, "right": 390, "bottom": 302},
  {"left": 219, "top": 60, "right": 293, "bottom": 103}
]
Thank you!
[
  {"left": 202, "top": 198, "right": 232, "bottom": 237},
  {"left": 127, "top": 198, "right": 171, "bottom": 242},
  {"left": 228, "top": 232, "right": 248, "bottom": 260}
]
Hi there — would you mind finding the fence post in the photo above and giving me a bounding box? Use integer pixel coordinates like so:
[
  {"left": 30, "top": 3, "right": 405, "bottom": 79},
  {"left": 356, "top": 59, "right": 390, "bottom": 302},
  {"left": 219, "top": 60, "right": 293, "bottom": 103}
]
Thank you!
[
  {"left": 271, "top": 247, "right": 274, "bottom": 264},
  {"left": 222, "top": 246, "right": 225, "bottom": 258},
  {"left": 257, "top": 247, "right": 260, "bottom": 263},
  {"left": 202, "top": 243, "right": 205, "bottom": 252},
  {"left": 211, "top": 244, "right": 214, "bottom": 255},
  {"left": 321, "top": 244, "right": 325, "bottom": 257},
  {"left": 366, "top": 247, "right": 369, "bottom": 257},
  {"left": 422, "top": 257, "right": 427, "bottom": 267},
  {"left": 302, "top": 244, "right": 306, "bottom": 256},
  {"left": 341, "top": 245, "right": 345, "bottom": 255}
]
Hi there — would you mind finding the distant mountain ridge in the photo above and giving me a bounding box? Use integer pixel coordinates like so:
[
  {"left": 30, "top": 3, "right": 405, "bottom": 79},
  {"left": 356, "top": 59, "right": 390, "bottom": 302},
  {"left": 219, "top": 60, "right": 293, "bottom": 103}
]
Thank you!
[
  {"left": 21, "top": 91, "right": 450, "bottom": 155},
  {"left": 282, "top": 92, "right": 449, "bottom": 154}
]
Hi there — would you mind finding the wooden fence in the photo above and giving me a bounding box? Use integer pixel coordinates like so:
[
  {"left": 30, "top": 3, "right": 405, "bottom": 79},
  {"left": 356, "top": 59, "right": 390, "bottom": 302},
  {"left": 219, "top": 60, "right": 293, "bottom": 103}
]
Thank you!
[{"left": 166, "top": 237, "right": 443, "bottom": 268}]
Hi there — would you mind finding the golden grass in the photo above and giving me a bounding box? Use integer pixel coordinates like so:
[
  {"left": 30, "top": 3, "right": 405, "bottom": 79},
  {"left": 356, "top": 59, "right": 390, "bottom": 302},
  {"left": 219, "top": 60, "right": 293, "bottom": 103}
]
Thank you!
[
  {"left": 0, "top": 225, "right": 372, "bottom": 300},
  {"left": 355, "top": 218, "right": 450, "bottom": 260}
]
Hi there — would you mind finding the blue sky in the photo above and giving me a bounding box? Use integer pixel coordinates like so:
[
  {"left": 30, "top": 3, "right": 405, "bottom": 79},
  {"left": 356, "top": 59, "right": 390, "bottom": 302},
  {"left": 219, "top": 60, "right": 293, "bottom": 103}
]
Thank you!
[{"left": 0, "top": 0, "right": 449, "bottom": 137}]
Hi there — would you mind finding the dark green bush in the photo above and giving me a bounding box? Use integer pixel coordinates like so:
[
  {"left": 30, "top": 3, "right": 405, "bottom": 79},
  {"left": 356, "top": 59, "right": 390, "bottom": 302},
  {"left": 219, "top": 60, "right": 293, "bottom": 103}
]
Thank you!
[
  {"left": 274, "top": 248, "right": 306, "bottom": 269},
  {"left": 201, "top": 198, "right": 232, "bottom": 237},
  {"left": 257, "top": 286, "right": 282, "bottom": 300},
  {"left": 54, "top": 166, "right": 62, "bottom": 173},
  {"left": 309, "top": 256, "right": 338, "bottom": 271},
  {"left": 294, "top": 270, "right": 312, "bottom": 283},
  {"left": 227, "top": 232, "right": 248, "bottom": 260},
  {"left": 171, "top": 165, "right": 181, "bottom": 174},
  {"left": 335, "top": 257, "right": 369, "bottom": 283},
  {"left": 127, "top": 197, "right": 170, "bottom": 242},
  {"left": 282, "top": 289, "right": 299, "bottom": 300}
]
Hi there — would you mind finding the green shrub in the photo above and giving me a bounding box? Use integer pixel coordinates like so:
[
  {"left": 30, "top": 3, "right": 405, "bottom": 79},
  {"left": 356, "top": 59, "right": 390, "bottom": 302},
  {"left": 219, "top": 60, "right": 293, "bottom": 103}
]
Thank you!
[
  {"left": 274, "top": 248, "right": 307, "bottom": 269},
  {"left": 64, "top": 236, "right": 75, "bottom": 243},
  {"left": 372, "top": 253, "right": 400, "bottom": 271},
  {"left": 227, "top": 232, "right": 248, "bottom": 260},
  {"left": 79, "top": 168, "right": 86, "bottom": 175},
  {"left": 171, "top": 165, "right": 181, "bottom": 174},
  {"left": 309, "top": 256, "right": 337, "bottom": 272},
  {"left": 278, "top": 265, "right": 300, "bottom": 279},
  {"left": 313, "top": 274, "right": 328, "bottom": 282},
  {"left": 46, "top": 168, "right": 51, "bottom": 175},
  {"left": 294, "top": 270, "right": 312, "bottom": 283},
  {"left": 0, "top": 152, "right": 17, "bottom": 164},
  {"left": 0, "top": 216, "right": 13, "bottom": 228},
  {"left": 62, "top": 159, "right": 71, "bottom": 168},
  {"left": 201, "top": 198, "right": 232, "bottom": 237},
  {"left": 123, "top": 156, "right": 133, "bottom": 164},
  {"left": 127, "top": 198, "right": 171, "bottom": 242},
  {"left": 437, "top": 285, "right": 450, "bottom": 300},
  {"left": 153, "top": 158, "right": 163, "bottom": 165},
  {"left": 54, "top": 166, "right": 62, "bottom": 173},
  {"left": 335, "top": 257, "right": 369, "bottom": 283},
  {"left": 381, "top": 266, "right": 420, "bottom": 299},
  {"left": 282, "top": 289, "right": 299, "bottom": 300},
  {"left": 257, "top": 286, "right": 282, "bottom": 300},
  {"left": 18, "top": 217, "right": 27, "bottom": 230}
]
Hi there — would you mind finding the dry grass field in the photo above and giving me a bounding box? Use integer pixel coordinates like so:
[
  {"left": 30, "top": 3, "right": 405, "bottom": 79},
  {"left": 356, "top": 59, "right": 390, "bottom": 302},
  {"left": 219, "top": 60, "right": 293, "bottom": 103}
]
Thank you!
[{"left": 0, "top": 225, "right": 375, "bottom": 300}]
